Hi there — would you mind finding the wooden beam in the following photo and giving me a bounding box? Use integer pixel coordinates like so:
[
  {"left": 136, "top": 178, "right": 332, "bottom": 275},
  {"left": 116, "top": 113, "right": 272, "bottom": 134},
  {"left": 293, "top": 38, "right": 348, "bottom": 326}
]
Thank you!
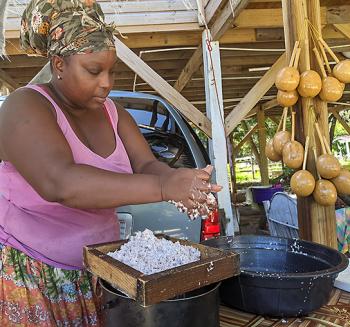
[
  {"left": 268, "top": 116, "right": 280, "bottom": 126},
  {"left": 326, "top": 5, "right": 350, "bottom": 25},
  {"left": 205, "top": 0, "right": 226, "bottom": 24},
  {"left": 245, "top": 98, "right": 280, "bottom": 118},
  {"left": 262, "top": 98, "right": 279, "bottom": 111},
  {"left": 202, "top": 33, "right": 238, "bottom": 234},
  {"left": 173, "top": 48, "right": 201, "bottom": 93},
  {"left": 196, "top": 0, "right": 206, "bottom": 26},
  {"left": 114, "top": 37, "right": 211, "bottom": 137},
  {"left": 330, "top": 104, "right": 348, "bottom": 113},
  {"left": 5, "top": 5, "right": 350, "bottom": 37},
  {"left": 0, "top": 68, "right": 19, "bottom": 90},
  {"left": 173, "top": 0, "right": 249, "bottom": 92},
  {"left": 233, "top": 124, "right": 258, "bottom": 155},
  {"left": 0, "top": 56, "right": 48, "bottom": 68},
  {"left": 5, "top": 25, "right": 349, "bottom": 55},
  {"left": 225, "top": 53, "right": 286, "bottom": 136},
  {"left": 232, "top": 6, "right": 350, "bottom": 28},
  {"left": 330, "top": 109, "right": 350, "bottom": 135},
  {"left": 29, "top": 62, "right": 51, "bottom": 85},
  {"left": 333, "top": 23, "right": 350, "bottom": 39}
]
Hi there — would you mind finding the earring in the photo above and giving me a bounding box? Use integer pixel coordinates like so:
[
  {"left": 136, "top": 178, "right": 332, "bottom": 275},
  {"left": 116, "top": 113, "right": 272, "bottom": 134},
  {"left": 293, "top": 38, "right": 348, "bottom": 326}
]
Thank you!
[{"left": 57, "top": 75, "right": 62, "bottom": 80}]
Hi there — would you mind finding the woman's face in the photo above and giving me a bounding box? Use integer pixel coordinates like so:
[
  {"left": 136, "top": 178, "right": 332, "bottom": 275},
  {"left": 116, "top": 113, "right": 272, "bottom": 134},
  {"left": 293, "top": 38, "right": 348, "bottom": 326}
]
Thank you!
[{"left": 55, "top": 49, "right": 117, "bottom": 110}]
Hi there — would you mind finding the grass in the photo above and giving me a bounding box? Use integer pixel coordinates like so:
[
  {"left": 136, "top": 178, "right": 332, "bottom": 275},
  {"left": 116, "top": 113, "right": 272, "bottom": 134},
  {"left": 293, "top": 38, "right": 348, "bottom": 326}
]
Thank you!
[
  {"left": 235, "top": 161, "right": 283, "bottom": 184},
  {"left": 234, "top": 158, "right": 350, "bottom": 188}
]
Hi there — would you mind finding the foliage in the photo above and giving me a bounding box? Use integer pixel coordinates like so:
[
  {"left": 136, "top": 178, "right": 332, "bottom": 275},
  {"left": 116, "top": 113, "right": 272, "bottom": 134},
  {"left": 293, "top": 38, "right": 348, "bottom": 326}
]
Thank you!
[
  {"left": 191, "top": 124, "right": 209, "bottom": 150},
  {"left": 269, "top": 166, "right": 294, "bottom": 189},
  {"left": 339, "top": 110, "right": 350, "bottom": 124}
]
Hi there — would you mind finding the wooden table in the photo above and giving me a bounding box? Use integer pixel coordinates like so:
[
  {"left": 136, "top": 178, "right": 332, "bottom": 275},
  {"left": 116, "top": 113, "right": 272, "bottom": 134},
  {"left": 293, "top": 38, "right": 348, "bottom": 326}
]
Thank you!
[{"left": 219, "top": 288, "right": 350, "bottom": 327}]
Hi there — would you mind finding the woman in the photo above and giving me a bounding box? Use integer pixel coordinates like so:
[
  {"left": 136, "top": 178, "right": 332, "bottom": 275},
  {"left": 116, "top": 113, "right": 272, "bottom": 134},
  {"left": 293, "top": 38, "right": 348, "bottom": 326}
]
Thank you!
[{"left": 0, "top": 0, "right": 221, "bottom": 325}]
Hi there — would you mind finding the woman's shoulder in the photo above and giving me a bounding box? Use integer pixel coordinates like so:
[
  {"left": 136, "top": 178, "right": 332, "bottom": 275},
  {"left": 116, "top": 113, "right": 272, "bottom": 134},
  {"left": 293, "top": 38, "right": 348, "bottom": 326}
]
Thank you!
[
  {"left": 2, "top": 85, "right": 53, "bottom": 113},
  {"left": 107, "top": 98, "right": 132, "bottom": 121},
  {"left": 106, "top": 97, "right": 131, "bottom": 123},
  {"left": 0, "top": 85, "right": 57, "bottom": 132}
]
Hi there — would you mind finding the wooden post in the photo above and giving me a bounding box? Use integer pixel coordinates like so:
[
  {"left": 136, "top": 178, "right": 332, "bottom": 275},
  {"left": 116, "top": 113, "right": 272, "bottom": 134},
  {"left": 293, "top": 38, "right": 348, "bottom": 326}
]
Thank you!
[
  {"left": 282, "top": 0, "right": 337, "bottom": 248},
  {"left": 257, "top": 106, "right": 269, "bottom": 185},
  {"left": 232, "top": 124, "right": 259, "bottom": 156},
  {"left": 202, "top": 30, "right": 239, "bottom": 235},
  {"left": 308, "top": 0, "right": 337, "bottom": 249},
  {"left": 242, "top": 121, "right": 261, "bottom": 167}
]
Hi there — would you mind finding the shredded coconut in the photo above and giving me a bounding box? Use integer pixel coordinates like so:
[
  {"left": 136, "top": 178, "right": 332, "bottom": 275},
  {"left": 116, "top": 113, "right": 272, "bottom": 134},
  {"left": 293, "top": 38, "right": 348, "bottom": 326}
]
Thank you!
[
  {"left": 169, "top": 193, "right": 217, "bottom": 220},
  {"left": 108, "top": 229, "right": 201, "bottom": 275}
]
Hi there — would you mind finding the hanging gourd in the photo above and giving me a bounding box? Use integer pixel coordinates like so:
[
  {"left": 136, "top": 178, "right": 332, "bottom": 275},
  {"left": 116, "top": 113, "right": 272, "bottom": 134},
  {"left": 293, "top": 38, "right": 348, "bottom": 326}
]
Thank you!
[
  {"left": 275, "top": 41, "right": 301, "bottom": 91},
  {"left": 315, "top": 122, "right": 341, "bottom": 179},
  {"left": 290, "top": 136, "right": 315, "bottom": 197},
  {"left": 311, "top": 146, "right": 337, "bottom": 206},
  {"left": 312, "top": 47, "right": 344, "bottom": 102},
  {"left": 297, "top": 42, "right": 322, "bottom": 98},
  {"left": 273, "top": 107, "right": 291, "bottom": 156},
  {"left": 277, "top": 89, "right": 299, "bottom": 107},
  {"left": 331, "top": 169, "right": 350, "bottom": 195},
  {"left": 265, "top": 110, "right": 286, "bottom": 162},
  {"left": 265, "top": 139, "right": 282, "bottom": 162},
  {"left": 314, "top": 37, "right": 350, "bottom": 84},
  {"left": 333, "top": 60, "right": 350, "bottom": 84},
  {"left": 319, "top": 76, "right": 344, "bottom": 102},
  {"left": 313, "top": 179, "right": 337, "bottom": 206},
  {"left": 282, "top": 111, "right": 304, "bottom": 169},
  {"left": 297, "top": 70, "right": 322, "bottom": 98}
]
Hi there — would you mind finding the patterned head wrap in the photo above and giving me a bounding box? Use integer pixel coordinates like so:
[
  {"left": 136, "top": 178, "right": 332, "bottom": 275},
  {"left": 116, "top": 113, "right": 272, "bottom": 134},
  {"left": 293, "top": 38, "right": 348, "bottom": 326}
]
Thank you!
[{"left": 20, "top": 0, "right": 117, "bottom": 57}]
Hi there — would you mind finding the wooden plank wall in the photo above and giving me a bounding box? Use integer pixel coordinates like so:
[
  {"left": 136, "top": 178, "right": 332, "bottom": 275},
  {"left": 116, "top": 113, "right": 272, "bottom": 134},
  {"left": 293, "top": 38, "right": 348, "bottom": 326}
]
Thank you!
[{"left": 4, "top": 0, "right": 204, "bottom": 36}]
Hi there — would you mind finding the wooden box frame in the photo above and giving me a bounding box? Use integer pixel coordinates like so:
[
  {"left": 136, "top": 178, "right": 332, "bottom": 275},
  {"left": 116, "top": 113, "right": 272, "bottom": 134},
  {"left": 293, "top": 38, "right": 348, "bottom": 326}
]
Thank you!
[{"left": 84, "top": 235, "right": 239, "bottom": 306}]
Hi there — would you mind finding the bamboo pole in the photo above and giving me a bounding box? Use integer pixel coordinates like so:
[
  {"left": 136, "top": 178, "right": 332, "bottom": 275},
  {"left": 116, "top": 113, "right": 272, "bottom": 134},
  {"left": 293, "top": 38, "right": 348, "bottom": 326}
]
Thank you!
[
  {"left": 308, "top": 0, "right": 337, "bottom": 249},
  {"left": 282, "top": 0, "right": 312, "bottom": 241}
]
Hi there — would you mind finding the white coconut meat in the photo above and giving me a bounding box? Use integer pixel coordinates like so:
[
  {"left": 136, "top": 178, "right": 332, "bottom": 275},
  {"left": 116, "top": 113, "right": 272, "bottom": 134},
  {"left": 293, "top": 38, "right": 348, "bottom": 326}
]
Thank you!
[
  {"left": 169, "top": 193, "right": 217, "bottom": 220},
  {"left": 108, "top": 229, "right": 201, "bottom": 275}
]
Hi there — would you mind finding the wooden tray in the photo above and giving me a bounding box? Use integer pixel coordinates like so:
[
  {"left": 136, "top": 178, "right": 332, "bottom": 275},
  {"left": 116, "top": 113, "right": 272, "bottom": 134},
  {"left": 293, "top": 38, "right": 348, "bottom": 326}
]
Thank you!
[{"left": 84, "top": 235, "right": 240, "bottom": 306}]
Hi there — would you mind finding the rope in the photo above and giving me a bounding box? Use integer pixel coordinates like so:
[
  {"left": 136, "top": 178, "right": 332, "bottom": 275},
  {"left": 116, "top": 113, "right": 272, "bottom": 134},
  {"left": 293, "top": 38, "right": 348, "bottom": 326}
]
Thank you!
[{"left": 204, "top": 28, "right": 225, "bottom": 129}]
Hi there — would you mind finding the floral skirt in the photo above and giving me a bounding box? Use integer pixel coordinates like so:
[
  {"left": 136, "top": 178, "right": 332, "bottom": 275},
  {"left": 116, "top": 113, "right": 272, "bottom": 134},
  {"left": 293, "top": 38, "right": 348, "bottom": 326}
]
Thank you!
[{"left": 0, "top": 244, "right": 102, "bottom": 326}]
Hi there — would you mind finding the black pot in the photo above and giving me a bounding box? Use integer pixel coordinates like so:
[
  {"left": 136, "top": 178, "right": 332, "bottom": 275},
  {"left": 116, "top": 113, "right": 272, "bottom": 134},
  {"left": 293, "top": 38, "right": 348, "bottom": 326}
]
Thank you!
[
  {"left": 99, "top": 279, "right": 220, "bottom": 327},
  {"left": 203, "top": 235, "right": 348, "bottom": 317}
]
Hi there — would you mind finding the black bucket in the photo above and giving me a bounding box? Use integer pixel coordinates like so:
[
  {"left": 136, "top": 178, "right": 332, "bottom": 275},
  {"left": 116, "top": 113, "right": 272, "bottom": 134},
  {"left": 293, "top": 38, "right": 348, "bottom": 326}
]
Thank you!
[
  {"left": 99, "top": 279, "right": 220, "bottom": 327},
  {"left": 203, "top": 235, "right": 349, "bottom": 317}
]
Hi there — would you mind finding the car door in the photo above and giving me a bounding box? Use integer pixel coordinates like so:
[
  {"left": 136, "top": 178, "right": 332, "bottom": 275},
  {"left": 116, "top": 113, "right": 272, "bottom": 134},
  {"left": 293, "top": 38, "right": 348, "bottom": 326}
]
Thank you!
[{"left": 110, "top": 93, "right": 206, "bottom": 242}]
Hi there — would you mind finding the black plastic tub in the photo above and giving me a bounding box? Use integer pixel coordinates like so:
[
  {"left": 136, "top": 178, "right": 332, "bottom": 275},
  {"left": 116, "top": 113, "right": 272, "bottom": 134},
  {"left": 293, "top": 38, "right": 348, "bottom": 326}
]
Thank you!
[
  {"left": 203, "top": 235, "right": 349, "bottom": 317},
  {"left": 99, "top": 279, "right": 220, "bottom": 327}
]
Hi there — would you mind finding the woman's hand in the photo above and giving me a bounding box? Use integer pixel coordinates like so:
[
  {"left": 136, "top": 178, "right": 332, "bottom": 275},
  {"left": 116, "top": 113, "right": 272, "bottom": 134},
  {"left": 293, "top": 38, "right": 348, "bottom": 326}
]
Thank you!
[{"left": 160, "top": 165, "right": 222, "bottom": 211}]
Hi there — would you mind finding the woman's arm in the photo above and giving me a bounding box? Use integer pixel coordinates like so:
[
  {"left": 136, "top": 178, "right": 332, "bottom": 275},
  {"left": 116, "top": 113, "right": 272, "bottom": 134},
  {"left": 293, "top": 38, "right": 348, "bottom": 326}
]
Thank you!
[{"left": 0, "top": 89, "right": 209, "bottom": 209}]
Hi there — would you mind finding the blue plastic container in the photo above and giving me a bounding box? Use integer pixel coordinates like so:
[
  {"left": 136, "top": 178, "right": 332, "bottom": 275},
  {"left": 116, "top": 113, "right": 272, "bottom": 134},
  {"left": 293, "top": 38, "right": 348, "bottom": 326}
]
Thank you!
[{"left": 251, "top": 186, "right": 283, "bottom": 204}]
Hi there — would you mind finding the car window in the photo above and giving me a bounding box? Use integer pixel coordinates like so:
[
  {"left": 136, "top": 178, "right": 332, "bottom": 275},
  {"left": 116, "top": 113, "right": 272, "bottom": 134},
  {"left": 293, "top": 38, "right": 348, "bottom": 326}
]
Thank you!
[
  {"left": 111, "top": 97, "right": 196, "bottom": 168},
  {"left": 113, "top": 97, "right": 172, "bottom": 133}
]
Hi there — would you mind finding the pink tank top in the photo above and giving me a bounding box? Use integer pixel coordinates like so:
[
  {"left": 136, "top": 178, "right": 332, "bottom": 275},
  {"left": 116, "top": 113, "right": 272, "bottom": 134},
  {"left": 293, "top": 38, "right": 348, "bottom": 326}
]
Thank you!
[{"left": 0, "top": 85, "right": 133, "bottom": 270}]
